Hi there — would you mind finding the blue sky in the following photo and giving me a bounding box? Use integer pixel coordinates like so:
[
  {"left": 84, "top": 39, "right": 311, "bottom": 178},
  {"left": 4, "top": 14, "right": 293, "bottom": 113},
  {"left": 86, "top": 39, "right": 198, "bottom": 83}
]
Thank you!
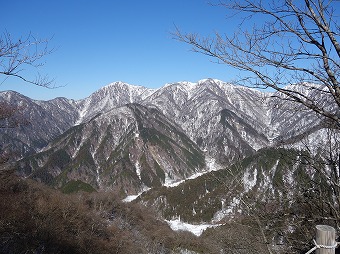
[{"left": 1, "top": 0, "right": 238, "bottom": 100}]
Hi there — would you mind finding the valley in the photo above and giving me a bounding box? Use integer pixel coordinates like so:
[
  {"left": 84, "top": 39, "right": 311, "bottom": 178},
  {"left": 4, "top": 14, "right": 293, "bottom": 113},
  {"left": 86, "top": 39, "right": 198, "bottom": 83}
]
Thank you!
[{"left": 0, "top": 79, "right": 339, "bottom": 253}]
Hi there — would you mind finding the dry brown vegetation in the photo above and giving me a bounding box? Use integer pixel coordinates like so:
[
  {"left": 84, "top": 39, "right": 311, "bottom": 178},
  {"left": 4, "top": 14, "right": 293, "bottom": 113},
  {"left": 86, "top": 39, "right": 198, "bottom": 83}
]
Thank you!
[
  {"left": 0, "top": 170, "right": 120, "bottom": 253},
  {"left": 0, "top": 169, "right": 217, "bottom": 254},
  {"left": 1, "top": 166, "right": 302, "bottom": 254}
]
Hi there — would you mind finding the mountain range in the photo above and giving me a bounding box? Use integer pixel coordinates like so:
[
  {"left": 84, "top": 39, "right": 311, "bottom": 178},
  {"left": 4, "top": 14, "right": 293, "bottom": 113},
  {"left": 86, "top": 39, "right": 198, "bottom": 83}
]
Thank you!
[
  {"left": 0, "top": 79, "right": 328, "bottom": 193},
  {"left": 1, "top": 78, "right": 338, "bottom": 253}
]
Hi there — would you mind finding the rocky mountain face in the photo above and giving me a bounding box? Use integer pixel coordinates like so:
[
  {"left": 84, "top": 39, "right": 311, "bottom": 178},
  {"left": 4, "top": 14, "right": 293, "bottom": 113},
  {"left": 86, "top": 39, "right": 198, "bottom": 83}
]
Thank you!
[
  {"left": 141, "top": 147, "right": 321, "bottom": 222},
  {"left": 0, "top": 91, "right": 79, "bottom": 161},
  {"left": 143, "top": 79, "right": 271, "bottom": 164},
  {"left": 137, "top": 147, "right": 338, "bottom": 253},
  {"left": 1, "top": 79, "right": 329, "bottom": 189},
  {"left": 17, "top": 103, "right": 205, "bottom": 194},
  {"left": 1, "top": 79, "right": 338, "bottom": 253}
]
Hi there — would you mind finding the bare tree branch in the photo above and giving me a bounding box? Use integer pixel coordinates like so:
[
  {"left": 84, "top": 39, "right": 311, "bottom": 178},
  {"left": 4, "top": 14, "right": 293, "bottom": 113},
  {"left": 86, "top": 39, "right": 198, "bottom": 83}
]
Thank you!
[
  {"left": 0, "top": 31, "right": 55, "bottom": 164},
  {"left": 173, "top": 0, "right": 340, "bottom": 126},
  {"left": 0, "top": 31, "right": 56, "bottom": 88}
]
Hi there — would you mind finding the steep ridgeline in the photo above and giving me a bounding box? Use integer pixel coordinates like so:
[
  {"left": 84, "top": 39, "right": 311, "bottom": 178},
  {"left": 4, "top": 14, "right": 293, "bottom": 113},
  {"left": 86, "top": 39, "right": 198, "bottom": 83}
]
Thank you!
[
  {"left": 137, "top": 147, "right": 334, "bottom": 251},
  {"left": 16, "top": 104, "right": 205, "bottom": 194},
  {"left": 268, "top": 83, "right": 335, "bottom": 144},
  {"left": 76, "top": 82, "right": 155, "bottom": 124},
  {"left": 0, "top": 91, "right": 79, "bottom": 160},
  {"left": 138, "top": 148, "right": 315, "bottom": 223},
  {"left": 143, "top": 79, "right": 271, "bottom": 164},
  {"left": 1, "top": 79, "right": 329, "bottom": 194},
  {"left": 1, "top": 80, "right": 326, "bottom": 161},
  {"left": 1, "top": 80, "right": 337, "bottom": 254}
]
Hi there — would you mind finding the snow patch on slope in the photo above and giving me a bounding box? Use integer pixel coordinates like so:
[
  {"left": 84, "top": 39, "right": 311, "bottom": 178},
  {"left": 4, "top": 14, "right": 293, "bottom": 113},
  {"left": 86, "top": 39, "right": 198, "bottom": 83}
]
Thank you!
[
  {"left": 135, "top": 161, "right": 141, "bottom": 180},
  {"left": 75, "top": 99, "right": 90, "bottom": 125},
  {"left": 165, "top": 219, "right": 222, "bottom": 237},
  {"left": 164, "top": 157, "right": 222, "bottom": 188},
  {"left": 212, "top": 197, "right": 241, "bottom": 222},
  {"left": 122, "top": 187, "right": 151, "bottom": 202},
  {"left": 243, "top": 168, "right": 257, "bottom": 192}
]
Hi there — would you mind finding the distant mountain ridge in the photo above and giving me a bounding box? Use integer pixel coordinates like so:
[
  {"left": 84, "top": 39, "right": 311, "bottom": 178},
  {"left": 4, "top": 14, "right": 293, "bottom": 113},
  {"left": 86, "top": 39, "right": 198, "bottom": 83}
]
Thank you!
[
  {"left": 0, "top": 79, "right": 327, "bottom": 193},
  {"left": 1, "top": 79, "right": 338, "bottom": 254}
]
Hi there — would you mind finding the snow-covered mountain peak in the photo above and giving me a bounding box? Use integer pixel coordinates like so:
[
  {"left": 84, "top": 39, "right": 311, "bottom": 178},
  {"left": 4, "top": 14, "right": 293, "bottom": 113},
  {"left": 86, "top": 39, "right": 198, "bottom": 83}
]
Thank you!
[
  {"left": 164, "top": 81, "right": 198, "bottom": 98},
  {"left": 159, "top": 79, "right": 237, "bottom": 101},
  {"left": 177, "top": 81, "right": 197, "bottom": 90},
  {"left": 103, "top": 81, "right": 130, "bottom": 88},
  {"left": 197, "top": 78, "right": 236, "bottom": 88},
  {"left": 0, "top": 90, "right": 13, "bottom": 99},
  {"left": 103, "top": 81, "right": 144, "bottom": 91},
  {"left": 2, "top": 79, "right": 327, "bottom": 163},
  {"left": 162, "top": 81, "right": 196, "bottom": 90},
  {"left": 0, "top": 90, "right": 29, "bottom": 101},
  {"left": 73, "top": 81, "right": 157, "bottom": 124},
  {"left": 198, "top": 78, "right": 226, "bottom": 85},
  {"left": 273, "top": 82, "right": 326, "bottom": 100}
]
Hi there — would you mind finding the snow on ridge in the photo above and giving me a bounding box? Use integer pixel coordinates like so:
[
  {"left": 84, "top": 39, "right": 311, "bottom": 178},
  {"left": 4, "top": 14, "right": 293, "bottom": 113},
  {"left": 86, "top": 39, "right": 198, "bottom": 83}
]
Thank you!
[
  {"left": 198, "top": 78, "right": 224, "bottom": 85},
  {"left": 103, "top": 81, "right": 143, "bottom": 90},
  {"left": 100, "top": 81, "right": 157, "bottom": 102},
  {"left": 75, "top": 98, "right": 90, "bottom": 125},
  {"left": 162, "top": 81, "right": 196, "bottom": 90},
  {"left": 283, "top": 82, "right": 322, "bottom": 92},
  {"left": 179, "top": 81, "right": 197, "bottom": 90},
  {"left": 199, "top": 78, "right": 235, "bottom": 89}
]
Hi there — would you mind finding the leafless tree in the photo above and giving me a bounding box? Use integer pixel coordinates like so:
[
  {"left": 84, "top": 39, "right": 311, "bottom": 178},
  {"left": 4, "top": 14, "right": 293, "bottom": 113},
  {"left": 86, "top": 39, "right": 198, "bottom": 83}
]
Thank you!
[
  {"left": 295, "top": 128, "right": 340, "bottom": 226},
  {"left": 175, "top": 1, "right": 340, "bottom": 250},
  {"left": 0, "top": 31, "right": 55, "bottom": 88},
  {"left": 0, "top": 31, "right": 55, "bottom": 128},
  {"left": 0, "top": 31, "right": 54, "bottom": 164},
  {"left": 174, "top": 0, "right": 339, "bottom": 127}
]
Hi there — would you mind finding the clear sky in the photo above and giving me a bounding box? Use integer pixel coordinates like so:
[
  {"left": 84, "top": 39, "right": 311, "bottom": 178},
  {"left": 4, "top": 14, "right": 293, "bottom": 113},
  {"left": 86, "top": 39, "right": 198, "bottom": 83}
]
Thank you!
[{"left": 0, "top": 0, "right": 239, "bottom": 100}]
